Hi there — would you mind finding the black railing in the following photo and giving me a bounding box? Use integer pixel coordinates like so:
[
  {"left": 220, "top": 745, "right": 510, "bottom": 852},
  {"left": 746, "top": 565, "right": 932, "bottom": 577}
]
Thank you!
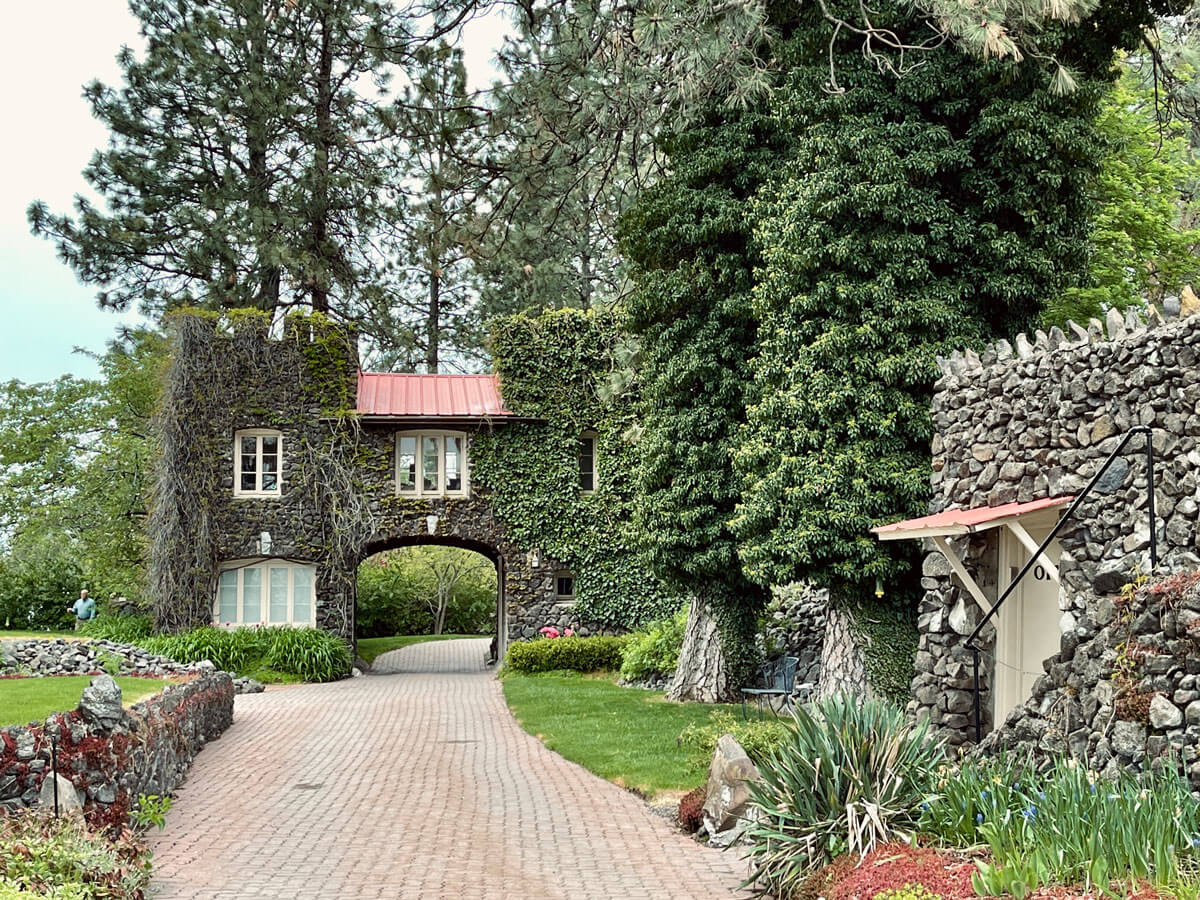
[{"left": 966, "top": 425, "right": 1159, "bottom": 743}]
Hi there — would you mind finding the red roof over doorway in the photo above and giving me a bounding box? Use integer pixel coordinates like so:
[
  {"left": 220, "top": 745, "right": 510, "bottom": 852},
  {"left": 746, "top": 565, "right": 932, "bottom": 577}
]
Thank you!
[
  {"left": 356, "top": 373, "right": 513, "bottom": 418},
  {"left": 872, "top": 496, "right": 1074, "bottom": 541}
]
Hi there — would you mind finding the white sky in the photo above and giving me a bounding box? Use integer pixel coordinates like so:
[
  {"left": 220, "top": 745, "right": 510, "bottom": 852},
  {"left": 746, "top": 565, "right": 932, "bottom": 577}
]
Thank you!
[{"left": 0, "top": 1, "right": 505, "bottom": 384}]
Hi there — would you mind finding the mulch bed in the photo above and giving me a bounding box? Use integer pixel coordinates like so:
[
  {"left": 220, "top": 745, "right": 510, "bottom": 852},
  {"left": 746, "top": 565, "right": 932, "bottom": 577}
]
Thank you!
[{"left": 808, "top": 843, "right": 1172, "bottom": 900}]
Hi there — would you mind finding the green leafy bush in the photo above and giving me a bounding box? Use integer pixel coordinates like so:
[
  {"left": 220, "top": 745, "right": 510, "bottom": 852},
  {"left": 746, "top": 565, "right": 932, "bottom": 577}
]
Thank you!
[
  {"left": 263, "top": 626, "right": 353, "bottom": 683},
  {"left": 872, "top": 885, "right": 942, "bottom": 900},
  {"left": 504, "top": 635, "right": 629, "bottom": 674},
  {"left": 0, "top": 810, "right": 151, "bottom": 899},
  {"left": 677, "top": 710, "right": 792, "bottom": 769},
  {"left": 619, "top": 606, "right": 687, "bottom": 681},
  {"left": 919, "top": 755, "right": 1200, "bottom": 896},
  {"left": 140, "top": 626, "right": 350, "bottom": 682},
  {"left": 744, "top": 695, "right": 943, "bottom": 896},
  {"left": 78, "top": 615, "right": 153, "bottom": 644}
]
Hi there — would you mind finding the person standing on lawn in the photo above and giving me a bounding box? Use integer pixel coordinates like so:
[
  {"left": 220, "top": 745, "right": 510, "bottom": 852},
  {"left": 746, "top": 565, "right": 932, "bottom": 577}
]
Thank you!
[{"left": 69, "top": 589, "right": 96, "bottom": 630}]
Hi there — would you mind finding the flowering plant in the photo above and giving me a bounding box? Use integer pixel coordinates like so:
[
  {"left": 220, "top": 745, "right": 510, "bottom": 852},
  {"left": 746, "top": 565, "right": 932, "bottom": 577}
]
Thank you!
[{"left": 538, "top": 626, "right": 574, "bottom": 639}]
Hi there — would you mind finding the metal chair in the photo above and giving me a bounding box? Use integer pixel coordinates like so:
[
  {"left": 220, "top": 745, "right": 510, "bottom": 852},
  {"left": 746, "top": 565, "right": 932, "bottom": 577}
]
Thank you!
[{"left": 740, "top": 656, "right": 799, "bottom": 719}]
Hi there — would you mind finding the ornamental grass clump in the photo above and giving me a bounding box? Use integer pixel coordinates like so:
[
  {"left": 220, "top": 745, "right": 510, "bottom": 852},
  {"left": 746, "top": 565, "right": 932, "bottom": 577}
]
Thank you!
[
  {"left": 918, "top": 755, "right": 1200, "bottom": 897},
  {"left": 744, "top": 694, "right": 943, "bottom": 897}
]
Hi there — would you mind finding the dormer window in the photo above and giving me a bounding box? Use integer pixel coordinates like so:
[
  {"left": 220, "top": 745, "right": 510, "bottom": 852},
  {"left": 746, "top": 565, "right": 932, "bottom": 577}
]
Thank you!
[
  {"left": 396, "top": 431, "right": 468, "bottom": 497},
  {"left": 579, "top": 432, "right": 597, "bottom": 493},
  {"left": 235, "top": 429, "right": 283, "bottom": 497}
]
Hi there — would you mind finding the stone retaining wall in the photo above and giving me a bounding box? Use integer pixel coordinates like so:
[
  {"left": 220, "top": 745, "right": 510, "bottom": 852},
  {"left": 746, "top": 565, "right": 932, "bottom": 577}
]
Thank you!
[
  {"left": 761, "top": 583, "right": 827, "bottom": 693},
  {"left": 917, "top": 307, "right": 1200, "bottom": 746},
  {"left": 0, "top": 669, "right": 234, "bottom": 826},
  {"left": 1, "top": 637, "right": 202, "bottom": 678}
]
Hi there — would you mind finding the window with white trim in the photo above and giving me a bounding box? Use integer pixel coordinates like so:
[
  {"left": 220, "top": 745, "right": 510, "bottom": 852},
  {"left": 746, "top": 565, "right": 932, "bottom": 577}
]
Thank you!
[
  {"left": 579, "top": 432, "right": 597, "bottom": 493},
  {"left": 234, "top": 429, "right": 283, "bottom": 497},
  {"left": 396, "top": 431, "right": 468, "bottom": 497},
  {"left": 215, "top": 561, "right": 315, "bottom": 626}
]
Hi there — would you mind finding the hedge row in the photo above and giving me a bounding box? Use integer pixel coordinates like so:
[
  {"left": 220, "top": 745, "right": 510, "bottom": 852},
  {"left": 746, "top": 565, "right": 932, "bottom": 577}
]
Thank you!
[{"left": 504, "top": 635, "right": 630, "bottom": 674}]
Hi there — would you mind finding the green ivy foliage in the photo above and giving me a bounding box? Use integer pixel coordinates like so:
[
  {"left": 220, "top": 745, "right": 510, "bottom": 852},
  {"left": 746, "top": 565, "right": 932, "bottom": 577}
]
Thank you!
[
  {"left": 846, "top": 601, "right": 920, "bottom": 707},
  {"left": 617, "top": 100, "right": 780, "bottom": 686},
  {"left": 471, "top": 308, "right": 676, "bottom": 628},
  {"left": 732, "top": 0, "right": 1141, "bottom": 601}
]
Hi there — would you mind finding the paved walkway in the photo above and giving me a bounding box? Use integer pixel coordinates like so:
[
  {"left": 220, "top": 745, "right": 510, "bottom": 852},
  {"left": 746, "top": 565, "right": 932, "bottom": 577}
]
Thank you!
[{"left": 149, "top": 638, "right": 751, "bottom": 899}]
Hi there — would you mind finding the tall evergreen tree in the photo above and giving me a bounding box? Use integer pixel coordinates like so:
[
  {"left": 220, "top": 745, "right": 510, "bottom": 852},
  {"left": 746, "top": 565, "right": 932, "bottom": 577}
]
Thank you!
[
  {"left": 618, "top": 106, "right": 783, "bottom": 702},
  {"left": 28, "top": 0, "right": 400, "bottom": 320},
  {"left": 731, "top": 0, "right": 1154, "bottom": 696}
]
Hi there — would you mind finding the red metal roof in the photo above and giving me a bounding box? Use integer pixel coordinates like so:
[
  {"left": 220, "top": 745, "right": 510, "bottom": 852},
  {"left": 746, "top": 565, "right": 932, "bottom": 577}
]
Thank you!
[
  {"left": 872, "top": 496, "right": 1074, "bottom": 540},
  {"left": 356, "top": 373, "right": 513, "bottom": 418}
]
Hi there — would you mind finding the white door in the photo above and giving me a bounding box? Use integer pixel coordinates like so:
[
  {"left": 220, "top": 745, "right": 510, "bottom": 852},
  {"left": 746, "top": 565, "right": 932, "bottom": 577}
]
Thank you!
[{"left": 994, "top": 527, "right": 1063, "bottom": 724}]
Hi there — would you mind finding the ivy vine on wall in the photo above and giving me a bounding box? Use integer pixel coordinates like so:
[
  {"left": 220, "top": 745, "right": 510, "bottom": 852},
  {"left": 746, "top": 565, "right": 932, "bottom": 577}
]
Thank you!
[{"left": 471, "top": 307, "right": 677, "bottom": 628}]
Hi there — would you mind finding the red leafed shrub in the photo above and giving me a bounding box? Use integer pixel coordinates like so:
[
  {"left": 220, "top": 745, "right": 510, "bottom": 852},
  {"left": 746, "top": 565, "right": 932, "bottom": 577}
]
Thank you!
[
  {"left": 825, "top": 844, "right": 976, "bottom": 900},
  {"left": 677, "top": 785, "right": 707, "bottom": 833}
]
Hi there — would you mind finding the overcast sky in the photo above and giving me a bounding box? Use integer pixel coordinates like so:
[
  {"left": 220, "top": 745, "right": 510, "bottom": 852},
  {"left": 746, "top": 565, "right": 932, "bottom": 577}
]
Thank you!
[{"left": 0, "top": 2, "right": 503, "bottom": 385}]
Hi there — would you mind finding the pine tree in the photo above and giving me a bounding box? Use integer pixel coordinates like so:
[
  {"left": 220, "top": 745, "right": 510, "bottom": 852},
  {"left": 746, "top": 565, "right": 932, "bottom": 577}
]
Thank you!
[{"left": 28, "top": 0, "right": 400, "bottom": 320}]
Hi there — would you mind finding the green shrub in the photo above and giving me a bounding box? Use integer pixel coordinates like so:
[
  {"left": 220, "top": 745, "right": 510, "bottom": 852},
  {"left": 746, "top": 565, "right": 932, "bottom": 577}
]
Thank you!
[
  {"left": 0, "top": 810, "right": 151, "bottom": 899},
  {"left": 919, "top": 755, "right": 1200, "bottom": 896},
  {"left": 619, "top": 606, "right": 687, "bottom": 681},
  {"left": 676, "top": 710, "right": 792, "bottom": 769},
  {"left": 78, "top": 615, "right": 153, "bottom": 644},
  {"left": 140, "top": 626, "right": 350, "bottom": 682},
  {"left": 504, "top": 635, "right": 629, "bottom": 674},
  {"left": 744, "top": 695, "right": 943, "bottom": 897},
  {"left": 872, "top": 885, "right": 942, "bottom": 900},
  {"left": 262, "top": 626, "right": 352, "bottom": 683}
]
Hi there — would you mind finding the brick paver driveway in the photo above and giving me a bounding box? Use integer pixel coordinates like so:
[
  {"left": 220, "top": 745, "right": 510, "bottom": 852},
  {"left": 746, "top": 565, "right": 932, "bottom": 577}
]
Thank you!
[{"left": 149, "top": 638, "right": 752, "bottom": 899}]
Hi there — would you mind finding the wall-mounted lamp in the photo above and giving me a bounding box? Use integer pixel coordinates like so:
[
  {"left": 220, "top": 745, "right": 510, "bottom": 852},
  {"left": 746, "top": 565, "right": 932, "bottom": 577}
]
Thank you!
[
  {"left": 426, "top": 515, "right": 439, "bottom": 536},
  {"left": 528, "top": 550, "right": 540, "bottom": 569},
  {"left": 260, "top": 531, "right": 272, "bottom": 555}
]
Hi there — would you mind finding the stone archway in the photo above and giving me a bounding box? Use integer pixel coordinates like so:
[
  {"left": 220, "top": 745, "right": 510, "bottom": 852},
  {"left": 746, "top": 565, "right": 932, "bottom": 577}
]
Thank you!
[{"left": 356, "top": 533, "right": 506, "bottom": 661}]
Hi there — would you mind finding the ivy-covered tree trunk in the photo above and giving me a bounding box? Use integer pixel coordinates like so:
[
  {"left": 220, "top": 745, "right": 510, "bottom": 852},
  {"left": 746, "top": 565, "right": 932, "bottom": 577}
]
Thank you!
[
  {"left": 666, "top": 597, "right": 730, "bottom": 702},
  {"left": 816, "top": 603, "right": 871, "bottom": 700}
]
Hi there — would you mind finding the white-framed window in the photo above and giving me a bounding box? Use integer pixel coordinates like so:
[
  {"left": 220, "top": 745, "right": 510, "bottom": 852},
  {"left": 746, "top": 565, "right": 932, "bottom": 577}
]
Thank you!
[
  {"left": 396, "top": 431, "right": 468, "bottom": 497},
  {"left": 579, "top": 432, "right": 597, "bottom": 493},
  {"left": 215, "top": 560, "right": 315, "bottom": 627},
  {"left": 234, "top": 429, "right": 283, "bottom": 497},
  {"left": 555, "top": 571, "right": 575, "bottom": 602}
]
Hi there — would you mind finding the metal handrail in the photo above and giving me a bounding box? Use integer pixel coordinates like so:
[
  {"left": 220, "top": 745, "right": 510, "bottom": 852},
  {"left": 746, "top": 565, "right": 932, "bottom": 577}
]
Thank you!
[{"left": 966, "top": 425, "right": 1159, "bottom": 743}]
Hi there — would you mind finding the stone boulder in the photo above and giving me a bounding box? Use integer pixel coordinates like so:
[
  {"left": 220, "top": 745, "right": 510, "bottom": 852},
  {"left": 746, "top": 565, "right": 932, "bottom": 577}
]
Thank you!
[
  {"left": 701, "top": 734, "right": 761, "bottom": 846},
  {"left": 78, "top": 675, "right": 125, "bottom": 733},
  {"left": 37, "top": 774, "right": 83, "bottom": 817}
]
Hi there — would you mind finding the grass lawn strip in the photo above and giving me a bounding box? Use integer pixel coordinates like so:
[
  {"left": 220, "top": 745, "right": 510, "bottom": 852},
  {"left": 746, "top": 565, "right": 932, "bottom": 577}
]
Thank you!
[
  {"left": 357, "top": 633, "right": 481, "bottom": 665},
  {"left": 0, "top": 675, "right": 169, "bottom": 728},
  {"left": 501, "top": 670, "right": 739, "bottom": 799},
  {"left": 0, "top": 630, "right": 78, "bottom": 640}
]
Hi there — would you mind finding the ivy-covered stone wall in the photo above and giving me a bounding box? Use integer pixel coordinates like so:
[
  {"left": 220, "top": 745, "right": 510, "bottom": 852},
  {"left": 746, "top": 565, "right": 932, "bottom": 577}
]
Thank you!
[
  {"left": 915, "top": 307, "right": 1200, "bottom": 747},
  {"left": 149, "top": 309, "right": 669, "bottom": 652}
]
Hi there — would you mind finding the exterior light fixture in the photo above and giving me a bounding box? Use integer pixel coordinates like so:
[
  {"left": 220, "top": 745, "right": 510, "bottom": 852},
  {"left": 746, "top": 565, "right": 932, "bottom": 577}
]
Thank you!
[
  {"left": 426, "top": 515, "right": 439, "bottom": 535},
  {"left": 875, "top": 576, "right": 884, "bottom": 599},
  {"left": 528, "top": 550, "right": 540, "bottom": 569},
  {"left": 260, "top": 531, "right": 272, "bottom": 555}
]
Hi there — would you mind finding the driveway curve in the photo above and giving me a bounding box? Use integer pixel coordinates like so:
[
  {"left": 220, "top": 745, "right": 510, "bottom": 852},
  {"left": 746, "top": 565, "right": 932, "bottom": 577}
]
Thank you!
[{"left": 149, "top": 638, "right": 751, "bottom": 899}]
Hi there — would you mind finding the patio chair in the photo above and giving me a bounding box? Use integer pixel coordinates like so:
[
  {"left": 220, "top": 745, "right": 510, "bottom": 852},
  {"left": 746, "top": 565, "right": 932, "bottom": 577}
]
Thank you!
[{"left": 740, "top": 655, "right": 799, "bottom": 719}]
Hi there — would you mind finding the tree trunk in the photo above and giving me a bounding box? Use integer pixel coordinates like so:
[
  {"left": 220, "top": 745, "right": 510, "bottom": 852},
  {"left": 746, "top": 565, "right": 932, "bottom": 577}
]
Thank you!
[
  {"left": 309, "top": 4, "right": 334, "bottom": 313},
  {"left": 817, "top": 602, "right": 872, "bottom": 700},
  {"left": 426, "top": 256, "right": 440, "bottom": 373},
  {"left": 666, "top": 596, "right": 731, "bottom": 703}
]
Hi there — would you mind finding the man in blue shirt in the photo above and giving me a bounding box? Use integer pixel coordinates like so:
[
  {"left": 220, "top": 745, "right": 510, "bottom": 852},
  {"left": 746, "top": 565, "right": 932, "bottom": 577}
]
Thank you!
[{"left": 69, "top": 589, "right": 96, "bottom": 630}]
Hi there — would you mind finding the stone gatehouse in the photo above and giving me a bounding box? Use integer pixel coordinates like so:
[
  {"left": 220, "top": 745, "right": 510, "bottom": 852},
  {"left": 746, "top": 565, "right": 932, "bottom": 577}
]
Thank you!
[
  {"left": 877, "top": 306, "right": 1200, "bottom": 749},
  {"left": 149, "top": 313, "right": 618, "bottom": 658}
]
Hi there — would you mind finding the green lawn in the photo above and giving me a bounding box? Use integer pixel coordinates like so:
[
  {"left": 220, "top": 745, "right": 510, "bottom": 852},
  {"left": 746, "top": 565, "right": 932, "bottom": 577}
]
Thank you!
[
  {"left": 0, "top": 630, "right": 76, "bottom": 640},
  {"left": 0, "top": 676, "right": 169, "bottom": 728},
  {"left": 356, "top": 633, "right": 482, "bottom": 665},
  {"left": 501, "top": 671, "right": 739, "bottom": 799}
]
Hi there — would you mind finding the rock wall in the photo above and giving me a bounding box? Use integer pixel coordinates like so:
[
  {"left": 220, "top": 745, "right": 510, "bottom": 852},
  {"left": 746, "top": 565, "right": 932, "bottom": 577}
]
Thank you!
[
  {"left": 917, "top": 307, "right": 1200, "bottom": 746},
  {"left": 1, "top": 637, "right": 204, "bottom": 678},
  {"left": 761, "top": 583, "right": 827, "bottom": 693},
  {"left": 0, "top": 670, "right": 233, "bottom": 826}
]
